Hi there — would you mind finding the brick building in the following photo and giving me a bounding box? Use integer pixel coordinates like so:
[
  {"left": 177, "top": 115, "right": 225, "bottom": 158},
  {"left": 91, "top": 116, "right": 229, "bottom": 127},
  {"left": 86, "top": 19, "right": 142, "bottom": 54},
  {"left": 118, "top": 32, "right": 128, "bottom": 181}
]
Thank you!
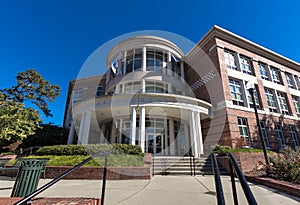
[{"left": 64, "top": 26, "right": 300, "bottom": 157}]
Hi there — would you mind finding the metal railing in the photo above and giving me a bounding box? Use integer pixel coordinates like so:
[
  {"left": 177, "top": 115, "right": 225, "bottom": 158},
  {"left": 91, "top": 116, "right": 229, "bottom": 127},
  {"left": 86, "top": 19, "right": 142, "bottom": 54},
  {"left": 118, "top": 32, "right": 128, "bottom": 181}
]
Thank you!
[
  {"left": 14, "top": 152, "right": 110, "bottom": 205},
  {"left": 211, "top": 153, "right": 257, "bottom": 205},
  {"left": 189, "top": 151, "right": 195, "bottom": 176}
]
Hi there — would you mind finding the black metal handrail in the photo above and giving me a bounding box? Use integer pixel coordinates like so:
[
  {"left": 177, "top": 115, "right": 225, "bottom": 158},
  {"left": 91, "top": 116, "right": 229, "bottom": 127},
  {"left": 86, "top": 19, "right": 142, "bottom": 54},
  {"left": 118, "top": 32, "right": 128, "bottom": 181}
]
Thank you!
[
  {"left": 211, "top": 153, "right": 257, "bottom": 205},
  {"left": 14, "top": 152, "right": 110, "bottom": 205}
]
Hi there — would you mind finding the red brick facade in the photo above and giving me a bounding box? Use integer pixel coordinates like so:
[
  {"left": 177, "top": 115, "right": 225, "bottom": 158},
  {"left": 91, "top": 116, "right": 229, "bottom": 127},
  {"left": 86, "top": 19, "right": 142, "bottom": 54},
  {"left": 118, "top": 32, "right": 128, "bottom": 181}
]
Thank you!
[{"left": 186, "top": 26, "right": 300, "bottom": 152}]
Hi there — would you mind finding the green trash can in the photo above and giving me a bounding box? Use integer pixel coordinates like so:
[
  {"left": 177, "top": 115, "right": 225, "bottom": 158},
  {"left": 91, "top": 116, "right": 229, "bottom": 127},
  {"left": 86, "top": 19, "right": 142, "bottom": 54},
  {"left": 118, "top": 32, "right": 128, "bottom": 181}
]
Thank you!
[{"left": 11, "top": 158, "right": 49, "bottom": 197}]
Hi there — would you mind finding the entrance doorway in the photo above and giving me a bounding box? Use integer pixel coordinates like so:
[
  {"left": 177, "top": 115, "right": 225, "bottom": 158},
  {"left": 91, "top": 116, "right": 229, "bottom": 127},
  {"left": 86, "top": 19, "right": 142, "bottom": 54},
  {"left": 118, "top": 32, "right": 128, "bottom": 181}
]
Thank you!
[{"left": 145, "top": 133, "right": 163, "bottom": 155}]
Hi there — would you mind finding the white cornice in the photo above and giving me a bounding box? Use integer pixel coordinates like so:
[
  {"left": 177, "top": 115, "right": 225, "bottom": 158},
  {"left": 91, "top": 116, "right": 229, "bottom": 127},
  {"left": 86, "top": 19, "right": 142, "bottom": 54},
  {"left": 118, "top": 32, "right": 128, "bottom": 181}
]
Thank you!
[{"left": 187, "top": 25, "right": 300, "bottom": 71}]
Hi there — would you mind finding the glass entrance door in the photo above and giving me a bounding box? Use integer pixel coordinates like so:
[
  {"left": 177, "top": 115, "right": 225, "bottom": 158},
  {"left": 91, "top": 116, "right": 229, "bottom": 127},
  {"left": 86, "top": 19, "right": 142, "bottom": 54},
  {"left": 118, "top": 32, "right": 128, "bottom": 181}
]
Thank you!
[{"left": 146, "top": 133, "right": 163, "bottom": 155}]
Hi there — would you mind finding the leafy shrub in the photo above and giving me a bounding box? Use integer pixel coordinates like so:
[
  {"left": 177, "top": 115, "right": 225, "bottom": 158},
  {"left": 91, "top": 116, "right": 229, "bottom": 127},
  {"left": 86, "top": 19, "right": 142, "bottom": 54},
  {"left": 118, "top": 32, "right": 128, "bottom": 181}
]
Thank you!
[
  {"left": 35, "top": 144, "right": 142, "bottom": 156},
  {"left": 269, "top": 146, "right": 300, "bottom": 184},
  {"left": 25, "top": 155, "right": 144, "bottom": 167},
  {"left": 211, "top": 145, "right": 233, "bottom": 154},
  {"left": 211, "top": 145, "right": 276, "bottom": 154}
]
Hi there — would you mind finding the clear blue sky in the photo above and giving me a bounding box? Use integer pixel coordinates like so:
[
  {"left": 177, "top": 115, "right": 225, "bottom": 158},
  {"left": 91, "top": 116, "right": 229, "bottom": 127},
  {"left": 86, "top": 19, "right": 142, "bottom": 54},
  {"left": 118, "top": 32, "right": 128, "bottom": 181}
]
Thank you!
[{"left": 0, "top": 0, "right": 299, "bottom": 126}]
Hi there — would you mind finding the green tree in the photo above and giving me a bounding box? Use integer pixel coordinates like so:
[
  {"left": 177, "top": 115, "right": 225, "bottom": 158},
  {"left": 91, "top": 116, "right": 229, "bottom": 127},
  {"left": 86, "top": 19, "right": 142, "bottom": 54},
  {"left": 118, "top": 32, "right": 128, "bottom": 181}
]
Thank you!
[
  {"left": 20, "top": 123, "right": 68, "bottom": 148},
  {"left": 0, "top": 69, "right": 61, "bottom": 147},
  {"left": 1, "top": 69, "right": 61, "bottom": 117}
]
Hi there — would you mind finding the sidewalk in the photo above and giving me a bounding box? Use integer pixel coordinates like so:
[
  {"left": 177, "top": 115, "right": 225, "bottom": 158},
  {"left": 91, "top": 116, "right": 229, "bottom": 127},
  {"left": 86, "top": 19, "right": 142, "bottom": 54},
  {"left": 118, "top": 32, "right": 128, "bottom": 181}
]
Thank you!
[{"left": 1, "top": 175, "right": 299, "bottom": 205}]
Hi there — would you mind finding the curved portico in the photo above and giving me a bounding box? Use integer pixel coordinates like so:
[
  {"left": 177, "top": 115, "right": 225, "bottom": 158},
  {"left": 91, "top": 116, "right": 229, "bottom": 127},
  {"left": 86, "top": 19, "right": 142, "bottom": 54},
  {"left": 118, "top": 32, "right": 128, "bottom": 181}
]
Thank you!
[
  {"left": 67, "top": 35, "right": 212, "bottom": 157},
  {"left": 68, "top": 93, "right": 211, "bottom": 157}
]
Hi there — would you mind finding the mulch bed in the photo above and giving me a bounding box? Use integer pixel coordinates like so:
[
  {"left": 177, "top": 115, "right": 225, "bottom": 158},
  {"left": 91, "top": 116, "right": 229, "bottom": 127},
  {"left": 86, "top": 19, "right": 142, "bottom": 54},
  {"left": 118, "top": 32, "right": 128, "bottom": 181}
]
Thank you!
[
  {"left": 245, "top": 174, "right": 300, "bottom": 198},
  {"left": 0, "top": 197, "right": 100, "bottom": 205}
]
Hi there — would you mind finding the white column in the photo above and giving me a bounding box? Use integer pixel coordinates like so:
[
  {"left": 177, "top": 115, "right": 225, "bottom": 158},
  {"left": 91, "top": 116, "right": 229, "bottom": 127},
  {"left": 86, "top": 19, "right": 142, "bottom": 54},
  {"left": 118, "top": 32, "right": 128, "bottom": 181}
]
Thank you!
[
  {"left": 67, "top": 122, "right": 75, "bottom": 145},
  {"left": 189, "top": 111, "right": 198, "bottom": 157},
  {"left": 142, "top": 79, "right": 146, "bottom": 93},
  {"left": 100, "top": 124, "right": 106, "bottom": 144},
  {"left": 139, "top": 107, "right": 146, "bottom": 152},
  {"left": 82, "top": 111, "right": 91, "bottom": 144},
  {"left": 119, "top": 119, "right": 123, "bottom": 144},
  {"left": 162, "top": 51, "right": 167, "bottom": 75},
  {"left": 169, "top": 119, "right": 175, "bottom": 155},
  {"left": 131, "top": 107, "right": 137, "bottom": 145},
  {"left": 142, "top": 47, "right": 147, "bottom": 72},
  {"left": 184, "top": 123, "right": 190, "bottom": 154},
  {"left": 180, "top": 61, "right": 185, "bottom": 83},
  {"left": 111, "top": 120, "right": 116, "bottom": 143},
  {"left": 77, "top": 112, "right": 86, "bottom": 144},
  {"left": 168, "top": 83, "right": 173, "bottom": 94},
  {"left": 195, "top": 112, "right": 204, "bottom": 155},
  {"left": 106, "top": 68, "right": 111, "bottom": 85},
  {"left": 167, "top": 52, "right": 172, "bottom": 76}
]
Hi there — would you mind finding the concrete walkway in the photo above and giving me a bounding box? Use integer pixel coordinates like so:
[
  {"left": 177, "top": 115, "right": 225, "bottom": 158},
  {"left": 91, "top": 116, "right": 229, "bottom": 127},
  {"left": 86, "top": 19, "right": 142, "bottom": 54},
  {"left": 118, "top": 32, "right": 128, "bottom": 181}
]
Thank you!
[{"left": 0, "top": 175, "right": 299, "bottom": 205}]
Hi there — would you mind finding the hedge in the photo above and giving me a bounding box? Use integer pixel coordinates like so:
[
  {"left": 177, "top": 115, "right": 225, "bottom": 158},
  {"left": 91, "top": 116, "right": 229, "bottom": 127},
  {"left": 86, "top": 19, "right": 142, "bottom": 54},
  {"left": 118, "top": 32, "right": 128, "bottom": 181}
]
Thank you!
[{"left": 35, "top": 144, "right": 143, "bottom": 156}]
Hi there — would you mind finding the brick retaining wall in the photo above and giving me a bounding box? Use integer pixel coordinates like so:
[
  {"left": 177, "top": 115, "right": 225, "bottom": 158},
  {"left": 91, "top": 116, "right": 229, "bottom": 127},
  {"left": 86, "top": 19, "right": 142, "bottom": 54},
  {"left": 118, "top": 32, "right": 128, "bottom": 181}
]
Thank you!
[
  {"left": 45, "top": 166, "right": 151, "bottom": 180},
  {"left": 217, "top": 152, "right": 277, "bottom": 174},
  {"left": 1, "top": 154, "right": 152, "bottom": 180}
]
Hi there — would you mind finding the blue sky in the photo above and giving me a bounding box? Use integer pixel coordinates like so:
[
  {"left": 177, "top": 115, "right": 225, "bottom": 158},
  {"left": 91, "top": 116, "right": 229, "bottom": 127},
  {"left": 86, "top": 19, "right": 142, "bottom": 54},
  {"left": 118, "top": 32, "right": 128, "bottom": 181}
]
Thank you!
[{"left": 0, "top": 0, "right": 299, "bottom": 126}]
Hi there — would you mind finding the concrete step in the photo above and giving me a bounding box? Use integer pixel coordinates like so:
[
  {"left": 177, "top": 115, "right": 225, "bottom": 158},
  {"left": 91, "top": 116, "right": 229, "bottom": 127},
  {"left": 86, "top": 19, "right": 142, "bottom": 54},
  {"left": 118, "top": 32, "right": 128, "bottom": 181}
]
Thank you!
[{"left": 152, "top": 156, "right": 227, "bottom": 175}]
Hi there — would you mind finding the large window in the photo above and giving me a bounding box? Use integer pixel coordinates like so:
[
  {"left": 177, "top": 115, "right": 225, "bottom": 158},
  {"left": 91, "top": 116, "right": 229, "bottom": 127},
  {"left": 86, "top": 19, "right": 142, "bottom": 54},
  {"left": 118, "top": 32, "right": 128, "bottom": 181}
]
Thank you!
[
  {"left": 237, "top": 117, "right": 251, "bottom": 145},
  {"left": 146, "top": 49, "right": 167, "bottom": 73},
  {"left": 229, "top": 79, "right": 244, "bottom": 106},
  {"left": 145, "top": 81, "right": 167, "bottom": 93},
  {"left": 275, "top": 123, "right": 285, "bottom": 149},
  {"left": 115, "top": 119, "right": 131, "bottom": 144},
  {"left": 292, "top": 96, "right": 300, "bottom": 115},
  {"left": 96, "top": 85, "right": 103, "bottom": 97},
  {"left": 264, "top": 88, "right": 278, "bottom": 113},
  {"left": 123, "top": 81, "right": 141, "bottom": 93},
  {"left": 285, "top": 73, "right": 295, "bottom": 88},
  {"left": 258, "top": 63, "right": 269, "bottom": 80},
  {"left": 277, "top": 92, "right": 289, "bottom": 115},
  {"left": 126, "top": 48, "right": 142, "bottom": 73},
  {"left": 224, "top": 49, "right": 238, "bottom": 70},
  {"left": 72, "top": 89, "right": 83, "bottom": 103},
  {"left": 260, "top": 121, "right": 270, "bottom": 148},
  {"left": 289, "top": 125, "right": 299, "bottom": 147},
  {"left": 246, "top": 85, "right": 260, "bottom": 109},
  {"left": 239, "top": 55, "right": 252, "bottom": 75},
  {"left": 270, "top": 67, "right": 281, "bottom": 84}
]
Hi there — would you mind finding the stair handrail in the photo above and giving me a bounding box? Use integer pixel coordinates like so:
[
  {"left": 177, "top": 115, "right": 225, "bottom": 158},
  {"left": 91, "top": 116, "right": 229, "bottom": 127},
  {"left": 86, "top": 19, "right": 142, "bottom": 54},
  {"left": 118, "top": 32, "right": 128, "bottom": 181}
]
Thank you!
[
  {"left": 14, "top": 151, "right": 110, "bottom": 205},
  {"left": 211, "top": 153, "right": 225, "bottom": 205},
  {"left": 211, "top": 153, "right": 258, "bottom": 205}
]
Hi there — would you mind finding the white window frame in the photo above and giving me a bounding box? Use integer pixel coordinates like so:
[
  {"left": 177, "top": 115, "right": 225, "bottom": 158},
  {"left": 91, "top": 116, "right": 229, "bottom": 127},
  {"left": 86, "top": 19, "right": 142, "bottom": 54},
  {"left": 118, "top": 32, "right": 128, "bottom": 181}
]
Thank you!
[
  {"left": 289, "top": 125, "right": 299, "bottom": 147},
  {"left": 245, "top": 84, "right": 260, "bottom": 109},
  {"left": 224, "top": 49, "right": 238, "bottom": 70},
  {"left": 72, "top": 89, "right": 83, "bottom": 103},
  {"left": 145, "top": 81, "right": 168, "bottom": 93},
  {"left": 275, "top": 122, "right": 285, "bottom": 149},
  {"left": 292, "top": 95, "right": 300, "bottom": 115},
  {"left": 229, "top": 79, "right": 245, "bottom": 106},
  {"left": 277, "top": 91, "right": 290, "bottom": 115},
  {"left": 123, "top": 81, "right": 141, "bottom": 94},
  {"left": 237, "top": 117, "right": 251, "bottom": 145},
  {"left": 239, "top": 55, "right": 252, "bottom": 75},
  {"left": 258, "top": 62, "right": 269, "bottom": 80},
  {"left": 285, "top": 73, "right": 295, "bottom": 88},
  {"left": 270, "top": 67, "right": 281, "bottom": 84},
  {"left": 264, "top": 88, "right": 278, "bottom": 113}
]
